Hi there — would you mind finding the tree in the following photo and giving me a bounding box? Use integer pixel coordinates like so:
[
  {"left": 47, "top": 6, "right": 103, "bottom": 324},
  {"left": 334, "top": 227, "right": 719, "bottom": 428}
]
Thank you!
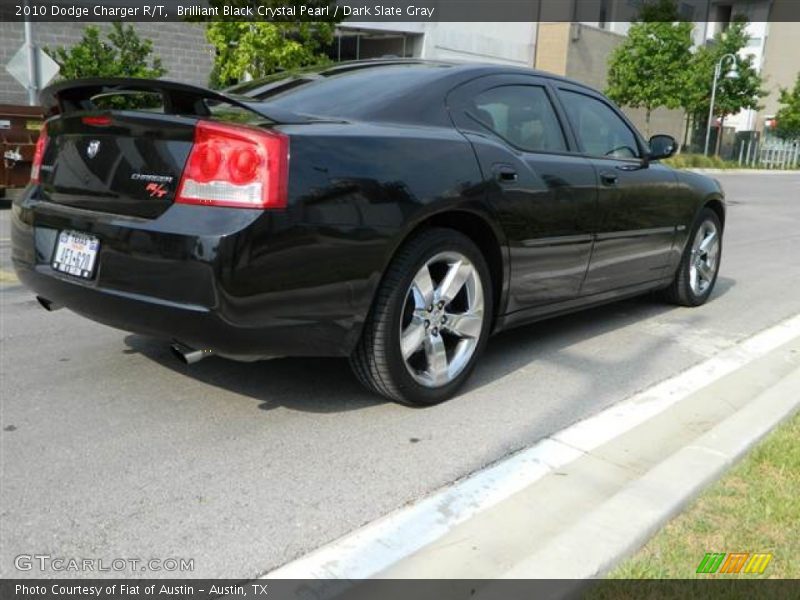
[
  {"left": 636, "top": 0, "right": 683, "bottom": 22},
  {"left": 774, "top": 74, "right": 800, "bottom": 140},
  {"left": 45, "top": 22, "right": 166, "bottom": 80},
  {"left": 206, "top": 21, "right": 335, "bottom": 88},
  {"left": 683, "top": 18, "right": 766, "bottom": 151},
  {"left": 606, "top": 19, "right": 694, "bottom": 136},
  {"left": 200, "top": 1, "right": 339, "bottom": 88}
]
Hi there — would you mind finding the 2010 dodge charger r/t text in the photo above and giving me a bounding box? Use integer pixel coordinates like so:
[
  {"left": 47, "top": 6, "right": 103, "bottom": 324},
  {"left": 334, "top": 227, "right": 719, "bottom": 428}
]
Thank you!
[{"left": 11, "top": 60, "right": 725, "bottom": 406}]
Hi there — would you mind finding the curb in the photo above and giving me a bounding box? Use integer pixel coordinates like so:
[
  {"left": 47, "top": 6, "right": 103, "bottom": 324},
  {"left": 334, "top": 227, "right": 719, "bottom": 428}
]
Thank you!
[{"left": 495, "top": 367, "right": 800, "bottom": 581}]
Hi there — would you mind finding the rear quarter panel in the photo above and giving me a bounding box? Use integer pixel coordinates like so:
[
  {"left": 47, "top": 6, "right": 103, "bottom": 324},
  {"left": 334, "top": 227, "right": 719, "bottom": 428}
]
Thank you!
[{"left": 223, "top": 121, "right": 492, "bottom": 353}]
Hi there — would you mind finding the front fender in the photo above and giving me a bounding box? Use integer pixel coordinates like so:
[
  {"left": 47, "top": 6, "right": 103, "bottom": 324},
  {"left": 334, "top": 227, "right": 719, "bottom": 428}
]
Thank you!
[{"left": 671, "top": 170, "right": 726, "bottom": 264}]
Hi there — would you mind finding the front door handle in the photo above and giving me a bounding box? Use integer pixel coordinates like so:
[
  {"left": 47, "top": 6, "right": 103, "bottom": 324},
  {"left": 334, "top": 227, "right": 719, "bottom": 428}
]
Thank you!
[
  {"left": 600, "top": 171, "right": 619, "bottom": 186},
  {"left": 493, "top": 164, "right": 518, "bottom": 183}
]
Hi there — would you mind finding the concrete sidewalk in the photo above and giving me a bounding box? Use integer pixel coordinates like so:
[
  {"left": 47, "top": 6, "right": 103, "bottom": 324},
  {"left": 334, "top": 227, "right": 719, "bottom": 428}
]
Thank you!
[{"left": 378, "top": 335, "right": 800, "bottom": 580}]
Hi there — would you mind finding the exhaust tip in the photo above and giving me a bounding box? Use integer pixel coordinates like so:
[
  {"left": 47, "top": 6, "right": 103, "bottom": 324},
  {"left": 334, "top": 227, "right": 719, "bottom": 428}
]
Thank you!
[
  {"left": 36, "top": 296, "right": 62, "bottom": 311},
  {"left": 171, "top": 342, "right": 214, "bottom": 365}
]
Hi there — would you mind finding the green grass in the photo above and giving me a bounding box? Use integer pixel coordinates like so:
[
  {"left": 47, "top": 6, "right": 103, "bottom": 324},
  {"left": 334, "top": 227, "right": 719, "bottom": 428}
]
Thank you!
[
  {"left": 663, "top": 153, "right": 742, "bottom": 170},
  {"left": 663, "top": 153, "right": 799, "bottom": 170},
  {"left": 0, "top": 269, "right": 19, "bottom": 284},
  {"left": 606, "top": 412, "right": 800, "bottom": 579}
]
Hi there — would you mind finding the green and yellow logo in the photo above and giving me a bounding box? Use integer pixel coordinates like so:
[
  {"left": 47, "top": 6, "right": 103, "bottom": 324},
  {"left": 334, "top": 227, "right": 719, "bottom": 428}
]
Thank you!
[{"left": 696, "top": 552, "right": 773, "bottom": 574}]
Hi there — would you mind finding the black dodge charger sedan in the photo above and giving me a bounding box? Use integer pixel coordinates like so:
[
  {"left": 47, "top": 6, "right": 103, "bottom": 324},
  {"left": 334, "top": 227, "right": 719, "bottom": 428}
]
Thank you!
[{"left": 11, "top": 60, "right": 724, "bottom": 405}]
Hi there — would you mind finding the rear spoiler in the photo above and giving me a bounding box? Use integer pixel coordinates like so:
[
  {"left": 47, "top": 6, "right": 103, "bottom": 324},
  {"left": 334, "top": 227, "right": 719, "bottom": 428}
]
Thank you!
[{"left": 39, "top": 77, "right": 314, "bottom": 124}]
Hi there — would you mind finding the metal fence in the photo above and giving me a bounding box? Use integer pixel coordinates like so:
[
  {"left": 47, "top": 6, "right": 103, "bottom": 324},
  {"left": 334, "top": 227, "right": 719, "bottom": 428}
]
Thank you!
[{"left": 738, "top": 138, "right": 800, "bottom": 169}]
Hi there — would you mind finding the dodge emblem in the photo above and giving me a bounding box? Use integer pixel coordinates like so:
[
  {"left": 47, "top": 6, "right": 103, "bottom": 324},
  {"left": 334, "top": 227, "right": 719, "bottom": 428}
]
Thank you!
[{"left": 86, "top": 140, "right": 101, "bottom": 159}]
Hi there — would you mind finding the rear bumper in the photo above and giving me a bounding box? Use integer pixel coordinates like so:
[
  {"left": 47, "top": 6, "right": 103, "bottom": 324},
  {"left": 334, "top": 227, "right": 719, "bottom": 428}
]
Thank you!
[
  {"left": 10, "top": 191, "right": 369, "bottom": 358},
  {"left": 14, "top": 265, "right": 352, "bottom": 358}
]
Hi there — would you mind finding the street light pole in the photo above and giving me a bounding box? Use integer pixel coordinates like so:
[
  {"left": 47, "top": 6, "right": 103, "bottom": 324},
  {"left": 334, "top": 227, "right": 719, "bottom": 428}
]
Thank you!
[
  {"left": 704, "top": 53, "right": 738, "bottom": 156},
  {"left": 23, "top": 0, "right": 38, "bottom": 106}
]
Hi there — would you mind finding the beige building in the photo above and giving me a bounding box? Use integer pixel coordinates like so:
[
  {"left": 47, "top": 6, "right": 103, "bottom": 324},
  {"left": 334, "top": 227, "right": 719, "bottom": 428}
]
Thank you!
[
  {"left": 533, "top": 22, "right": 687, "bottom": 141},
  {"left": 758, "top": 20, "right": 800, "bottom": 132},
  {"left": 534, "top": 3, "right": 800, "bottom": 140}
]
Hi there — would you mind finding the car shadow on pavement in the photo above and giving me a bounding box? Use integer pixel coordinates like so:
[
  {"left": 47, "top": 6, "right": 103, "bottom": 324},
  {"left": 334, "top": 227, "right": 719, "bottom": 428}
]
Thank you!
[
  {"left": 124, "top": 278, "right": 735, "bottom": 413},
  {"left": 123, "top": 334, "right": 383, "bottom": 413},
  {"left": 465, "top": 277, "right": 736, "bottom": 396}
]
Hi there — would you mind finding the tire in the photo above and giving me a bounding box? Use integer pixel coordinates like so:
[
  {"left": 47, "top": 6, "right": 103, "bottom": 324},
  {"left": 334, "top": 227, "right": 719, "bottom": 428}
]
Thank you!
[
  {"left": 350, "top": 228, "right": 494, "bottom": 406},
  {"left": 663, "top": 207, "right": 723, "bottom": 307}
]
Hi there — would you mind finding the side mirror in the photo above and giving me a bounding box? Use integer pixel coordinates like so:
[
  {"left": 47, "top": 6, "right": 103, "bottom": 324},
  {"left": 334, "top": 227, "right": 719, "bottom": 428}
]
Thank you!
[{"left": 648, "top": 134, "right": 677, "bottom": 160}]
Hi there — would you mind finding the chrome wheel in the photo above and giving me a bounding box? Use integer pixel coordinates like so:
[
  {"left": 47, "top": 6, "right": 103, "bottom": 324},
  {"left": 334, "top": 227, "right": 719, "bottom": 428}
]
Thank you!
[
  {"left": 400, "top": 251, "right": 485, "bottom": 388},
  {"left": 689, "top": 219, "right": 720, "bottom": 296}
]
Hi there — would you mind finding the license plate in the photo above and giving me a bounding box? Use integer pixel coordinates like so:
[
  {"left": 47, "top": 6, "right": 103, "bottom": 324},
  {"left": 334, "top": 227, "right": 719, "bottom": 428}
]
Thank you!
[{"left": 52, "top": 231, "right": 100, "bottom": 279}]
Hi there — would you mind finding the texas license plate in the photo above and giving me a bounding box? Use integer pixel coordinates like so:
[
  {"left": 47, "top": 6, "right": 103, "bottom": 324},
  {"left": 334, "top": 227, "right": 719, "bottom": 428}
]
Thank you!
[{"left": 52, "top": 231, "right": 100, "bottom": 279}]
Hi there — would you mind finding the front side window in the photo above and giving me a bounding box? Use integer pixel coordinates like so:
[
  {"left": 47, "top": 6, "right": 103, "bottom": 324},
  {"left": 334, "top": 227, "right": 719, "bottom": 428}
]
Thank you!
[
  {"left": 469, "top": 85, "right": 567, "bottom": 153},
  {"left": 559, "top": 90, "right": 640, "bottom": 159}
]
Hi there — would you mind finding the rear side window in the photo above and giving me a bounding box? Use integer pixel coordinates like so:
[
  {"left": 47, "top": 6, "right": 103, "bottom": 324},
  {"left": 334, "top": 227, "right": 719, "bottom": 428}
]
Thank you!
[
  {"left": 469, "top": 85, "right": 567, "bottom": 153},
  {"left": 558, "top": 90, "right": 640, "bottom": 159}
]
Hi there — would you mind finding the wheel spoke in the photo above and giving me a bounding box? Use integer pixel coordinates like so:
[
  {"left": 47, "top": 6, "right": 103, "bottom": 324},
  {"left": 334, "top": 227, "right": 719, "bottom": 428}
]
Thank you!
[
  {"left": 699, "top": 230, "right": 718, "bottom": 253},
  {"left": 401, "top": 317, "right": 427, "bottom": 359},
  {"left": 412, "top": 265, "right": 435, "bottom": 308},
  {"left": 424, "top": 334, "right": 449, "bottom": 385},
  {"left": 697, "top": 261, "right": 714, "bottom": 281},
  {"left": 689, "top": 265, "right": 699, "bottom": 291},
  {"left": 444, "top": 311, "right": 482, "bottom": 339},
  {"left": 437, "top": 260, "right": 472, "bottom": 304},
  {"left": 400, "top": 250, "right": 484, "bottom": 389}
]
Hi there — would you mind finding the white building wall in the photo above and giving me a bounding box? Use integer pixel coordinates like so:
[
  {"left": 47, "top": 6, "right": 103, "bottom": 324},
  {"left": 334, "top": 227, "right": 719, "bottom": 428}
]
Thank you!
[
  {"left": 705, "top": 1, "right": 772, "bottom": 132},
  {"left": 720, "top": 19, "right": 770, "bottom": 132},
  {"left": 420, "top": 22, "right": 537, "bottom": 65},
  {"left": 340, "top": 22, "right": 537, "bottom": 66}
]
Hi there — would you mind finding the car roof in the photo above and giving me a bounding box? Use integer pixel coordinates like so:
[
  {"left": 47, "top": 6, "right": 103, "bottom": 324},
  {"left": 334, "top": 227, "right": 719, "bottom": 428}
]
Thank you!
[
  {"left": 232, "top": 58, "right": 594, "bottom": 97},
  {"left": 230, "top": 59, "right": 598, "bottom": 125}
]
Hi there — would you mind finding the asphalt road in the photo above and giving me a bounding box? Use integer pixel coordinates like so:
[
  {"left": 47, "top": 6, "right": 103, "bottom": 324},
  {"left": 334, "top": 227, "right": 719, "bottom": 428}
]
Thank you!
[{"left": 1, "top": 173, "right": 799, "bottom": 579}]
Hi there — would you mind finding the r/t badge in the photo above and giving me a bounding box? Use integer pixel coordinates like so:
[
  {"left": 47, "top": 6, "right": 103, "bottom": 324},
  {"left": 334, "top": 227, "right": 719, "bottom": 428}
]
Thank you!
[{"left": 145, "top": 182, "right": 168, "bottom": 198}]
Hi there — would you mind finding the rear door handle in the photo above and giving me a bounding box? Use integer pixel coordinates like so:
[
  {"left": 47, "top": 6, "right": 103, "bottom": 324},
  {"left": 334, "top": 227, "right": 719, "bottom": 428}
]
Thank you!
[
  {"left": 493, "top": 164, "right": 518, "bottom": 183},
  {"left": 600, "top": 171, "right": 618, "bottom": 185}
]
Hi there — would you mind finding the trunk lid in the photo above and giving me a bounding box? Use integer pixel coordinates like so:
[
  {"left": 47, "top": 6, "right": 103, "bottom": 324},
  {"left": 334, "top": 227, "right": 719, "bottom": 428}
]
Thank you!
[
  {"left": 40, "top": 113, "right": 195, "bottom": 219},
  {"left": 36, "top": 77, "right": 308, "bottom": 218}
]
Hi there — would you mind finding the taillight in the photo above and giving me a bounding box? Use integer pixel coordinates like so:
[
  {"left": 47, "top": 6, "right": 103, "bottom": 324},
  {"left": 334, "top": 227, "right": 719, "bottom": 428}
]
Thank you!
[
  {"left": 31, "top": 124, "right": 49, "bottom": 184},
  {"left": 176, "top": 121, "right": 289, "bottom": 209}
]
